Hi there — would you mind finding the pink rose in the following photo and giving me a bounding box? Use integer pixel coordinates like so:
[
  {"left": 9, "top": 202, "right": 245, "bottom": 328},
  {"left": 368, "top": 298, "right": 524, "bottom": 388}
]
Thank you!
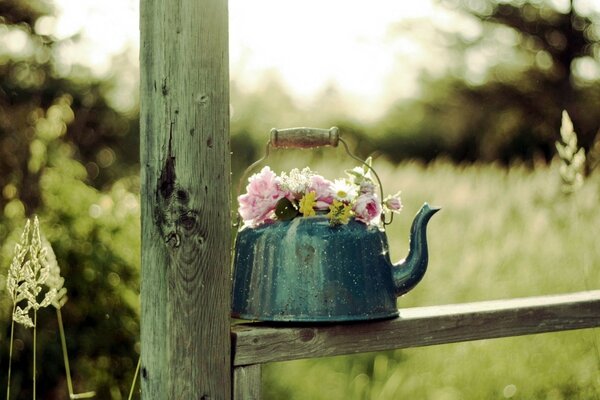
[
  {"left": 308, "top": 175, "right": 334, "bottom": 210},
  {"left": 353, "top": 194, "right": 382, "bottom": 224},
  {"left": 384, "top": 193, "right": 403, "bottom": 212},
  {"left": 238, "top": 166, "right": 286, "bottom": 226}
]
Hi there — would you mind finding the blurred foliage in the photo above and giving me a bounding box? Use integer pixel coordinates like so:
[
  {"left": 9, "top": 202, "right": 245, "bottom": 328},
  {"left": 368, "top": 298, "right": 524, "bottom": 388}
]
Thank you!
[
  {"left": 357, "top": 0, "right": 600, "bottom": 165},
  {"left": 262, "top": 158, "right": 600, "bottom": 399},
  {"left": 0, "top": 101, "right": 140, "bottom": 398},
  {"left": 461, "top": 0, "right": 600, "bottom": 162},
  {"left": 0, "top": 0, "right": 138, "bottom": 216},
  {"left": 0, "top": 0, "right": 139, "bottom": 398}
]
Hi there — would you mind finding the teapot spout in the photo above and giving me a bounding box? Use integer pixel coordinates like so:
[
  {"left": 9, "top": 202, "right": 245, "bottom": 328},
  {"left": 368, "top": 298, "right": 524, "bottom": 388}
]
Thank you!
[{"left": 392, "top": 203, "right": 440, "bottom": 297}]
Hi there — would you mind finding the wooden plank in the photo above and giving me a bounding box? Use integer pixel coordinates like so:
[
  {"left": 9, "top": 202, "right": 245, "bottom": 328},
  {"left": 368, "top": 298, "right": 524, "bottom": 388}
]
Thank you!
[
  {"left": 140, "top": 0, "right": 231, "bottom": 398},
  {"left": 232, "top": 290, "right": 600, "bottom": 366},
  {"left": 233, "top": 365, "right": 262, "bottom": 400}
]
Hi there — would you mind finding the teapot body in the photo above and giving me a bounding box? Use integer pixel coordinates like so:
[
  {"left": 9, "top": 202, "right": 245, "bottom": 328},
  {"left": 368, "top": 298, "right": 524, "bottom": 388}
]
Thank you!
[{"left": 231, "top": 215, "right": 398, "bottom": 322}]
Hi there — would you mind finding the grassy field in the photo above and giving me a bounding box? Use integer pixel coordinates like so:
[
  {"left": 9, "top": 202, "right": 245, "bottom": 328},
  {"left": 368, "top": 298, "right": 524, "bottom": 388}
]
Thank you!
[{"left": 255, "top": 155, "right": 600, "bottom": 399}]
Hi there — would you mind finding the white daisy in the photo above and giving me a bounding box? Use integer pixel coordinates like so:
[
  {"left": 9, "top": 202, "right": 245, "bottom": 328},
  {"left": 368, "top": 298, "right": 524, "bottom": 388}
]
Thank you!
[{"left": 331, "top": 179, "right": 358, "bottom": 202}]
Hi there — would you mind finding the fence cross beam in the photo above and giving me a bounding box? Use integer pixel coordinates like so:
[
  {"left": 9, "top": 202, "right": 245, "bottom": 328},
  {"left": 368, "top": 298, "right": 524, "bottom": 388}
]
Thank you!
[{"left": 233, "top": 290, "right": 600, "bottom": 366}]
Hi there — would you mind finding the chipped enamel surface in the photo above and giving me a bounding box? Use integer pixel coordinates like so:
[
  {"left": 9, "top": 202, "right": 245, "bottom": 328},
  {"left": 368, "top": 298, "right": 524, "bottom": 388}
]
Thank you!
[{"left": 232, "top": 204, "right": 439, "bottom": 322}]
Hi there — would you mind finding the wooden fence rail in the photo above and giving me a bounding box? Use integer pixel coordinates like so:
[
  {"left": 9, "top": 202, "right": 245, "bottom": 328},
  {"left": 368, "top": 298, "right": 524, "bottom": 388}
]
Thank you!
[{"left": 231, "top": 290, "right": 600, "bottom": 398}]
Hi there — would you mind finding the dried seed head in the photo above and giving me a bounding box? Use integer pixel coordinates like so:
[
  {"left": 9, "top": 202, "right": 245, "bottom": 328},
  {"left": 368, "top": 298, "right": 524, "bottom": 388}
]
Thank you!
[{"left": 6, "top": 217, "right": 65, "bottom": 327}]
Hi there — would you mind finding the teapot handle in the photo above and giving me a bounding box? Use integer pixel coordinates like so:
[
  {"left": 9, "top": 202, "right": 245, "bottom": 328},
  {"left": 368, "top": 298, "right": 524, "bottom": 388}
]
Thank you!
[
  {"left": 270, "top": 127, "right": 339, "bottom": 149},
  {"left": 235, "top": 126, "right": 392, "bottom": 226}
]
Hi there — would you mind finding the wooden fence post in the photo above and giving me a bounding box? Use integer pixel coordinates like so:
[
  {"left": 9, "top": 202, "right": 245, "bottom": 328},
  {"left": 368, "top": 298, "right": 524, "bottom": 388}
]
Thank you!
[{"left": 140, "top": 0, "right": 231, "bottom": 398}]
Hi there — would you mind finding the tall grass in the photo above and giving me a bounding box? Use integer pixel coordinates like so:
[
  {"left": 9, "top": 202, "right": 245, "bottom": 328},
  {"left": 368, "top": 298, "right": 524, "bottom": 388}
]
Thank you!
[
  {"left": 260, "top": 157, "right": 600, "bottom": 399},
  {"left": 4, "top": 217, "right": 96, "bottom": 399}
]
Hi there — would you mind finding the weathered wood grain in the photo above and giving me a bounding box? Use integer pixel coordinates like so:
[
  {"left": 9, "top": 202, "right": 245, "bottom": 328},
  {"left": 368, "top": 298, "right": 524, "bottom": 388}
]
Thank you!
[
  {"left": 140, "top": 0, "right": 231, "bottom": 398},
  {"left": 233, "top": 365, "right": 261, "bottom": 400},
  {"left": 232, "top": 290, "right": 600, "bottom": 366}
]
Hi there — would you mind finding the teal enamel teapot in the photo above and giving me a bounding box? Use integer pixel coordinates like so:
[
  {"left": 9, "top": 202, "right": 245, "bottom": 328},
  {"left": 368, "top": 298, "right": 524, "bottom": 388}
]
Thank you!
[{"left": 231, "top": 127, "right": 439, "bottom": 322}]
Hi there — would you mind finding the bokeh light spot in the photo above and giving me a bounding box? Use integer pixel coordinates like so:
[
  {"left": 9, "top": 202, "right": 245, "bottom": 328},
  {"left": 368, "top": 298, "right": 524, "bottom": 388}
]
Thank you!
[
  {"left": 108, "top": 272, "right": 121, "bottom": 287},
  {"left": 503, "top": 384, "right": 517, "bottom": 398}
]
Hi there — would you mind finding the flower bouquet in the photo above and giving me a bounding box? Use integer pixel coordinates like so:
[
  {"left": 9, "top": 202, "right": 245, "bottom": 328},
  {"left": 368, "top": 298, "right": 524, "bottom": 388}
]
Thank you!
[{"left": 237, "top": 158, "right": 403, "bottom": 228}]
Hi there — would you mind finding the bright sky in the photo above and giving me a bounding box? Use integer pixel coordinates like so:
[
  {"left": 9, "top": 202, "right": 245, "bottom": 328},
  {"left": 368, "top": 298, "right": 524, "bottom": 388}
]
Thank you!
[
  {"left": 44, "top": 0, "right": 453, "bottom": 118},
  {"left": 229, "top": 2, "right": 440, "bottom": 102},
  {"left": 44, "top": 0, "right": 599, "bottom": 118}
]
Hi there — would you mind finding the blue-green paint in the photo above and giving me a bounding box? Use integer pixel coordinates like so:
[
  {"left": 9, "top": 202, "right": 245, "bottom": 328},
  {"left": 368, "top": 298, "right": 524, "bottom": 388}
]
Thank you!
[{"left": 231, "top": 203, "right": 439, "bottom": 322}]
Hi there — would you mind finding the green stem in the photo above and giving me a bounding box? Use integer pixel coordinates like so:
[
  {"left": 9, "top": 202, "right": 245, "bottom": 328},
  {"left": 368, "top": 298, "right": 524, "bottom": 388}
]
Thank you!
[
  {"left": 56, "top": 307, "right": 95, "bottom": 399},
  {"left": 33, "top": 310, "right": 37, "bottom": 400},
  {"left": 127, "top": 357, "right": 141, "bottom": 400},
  {"left": 70, "top": 393, "right": 96, "bottom": 399},
  {"left": 6, "top": 304, "right": 16, "bottom": 400},
  {"left": 69, "top": 392, "right": 97, "bottom": 399},
  {"left": 56, "top": 308, "right": 74, "bottom": 397}
]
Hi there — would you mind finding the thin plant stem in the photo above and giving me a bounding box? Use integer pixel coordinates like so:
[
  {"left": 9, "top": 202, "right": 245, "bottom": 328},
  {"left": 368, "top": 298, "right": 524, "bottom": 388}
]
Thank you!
[
  {"left": 56, "top": 308, "right": 96, "bottom": 399},
  {"left": 6, "top": 304, "right": 16, "bottom": 400},
  {"left": 56, "top": 308, "right": 74, "bottom": 396},
  {"left": 127, "top": 357, "right": 141, "bottom": 400},
  {"left": 33, "top": 310, "right": 37, "bottom": 400},
  {"left": 70, "top": 392, "right": 97, "bottom": 399}
]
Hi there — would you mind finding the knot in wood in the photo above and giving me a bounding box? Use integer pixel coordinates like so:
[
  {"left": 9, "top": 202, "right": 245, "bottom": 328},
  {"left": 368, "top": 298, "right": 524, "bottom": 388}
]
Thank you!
[
  {"left": 179, "top": 210, "right": 198, "bottom": 231},
  {"left": 165, "top": 231, "right": 181, "bottom": 248},
  {"left": 299, "top": 328, "right": 315, "bottom": 342},
  {"left": 195, "top": 93, "right": 210, "bottom": 107}
]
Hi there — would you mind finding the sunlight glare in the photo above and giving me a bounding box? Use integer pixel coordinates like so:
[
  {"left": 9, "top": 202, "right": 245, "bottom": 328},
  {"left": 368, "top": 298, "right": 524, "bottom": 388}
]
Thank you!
[
  {"left": 50, "top": 0, "right": 463, "bottom": 118},
  {"left": 230, "top": 1, "right": 440, "bottom": 117}
]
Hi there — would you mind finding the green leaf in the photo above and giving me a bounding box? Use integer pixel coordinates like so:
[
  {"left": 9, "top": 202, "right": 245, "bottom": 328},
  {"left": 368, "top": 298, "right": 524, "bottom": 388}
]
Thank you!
[
  {"left": 345, "top": 169, "right": 364, "bottom": 180},
  {"left": 275, "top": 197, "right": 299, "bottom": 221}
]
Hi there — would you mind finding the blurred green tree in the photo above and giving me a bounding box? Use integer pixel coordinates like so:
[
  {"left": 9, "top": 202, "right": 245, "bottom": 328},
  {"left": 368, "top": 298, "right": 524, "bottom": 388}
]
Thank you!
[
  {"left": 0, "top": 0, "right": 140, "bottom": 398},
  {"left": 0, "top": 0, "right": 138, "bottom": 215},
  {"left": 371, "top": 0, "right": 600, "bottom": 164}
]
